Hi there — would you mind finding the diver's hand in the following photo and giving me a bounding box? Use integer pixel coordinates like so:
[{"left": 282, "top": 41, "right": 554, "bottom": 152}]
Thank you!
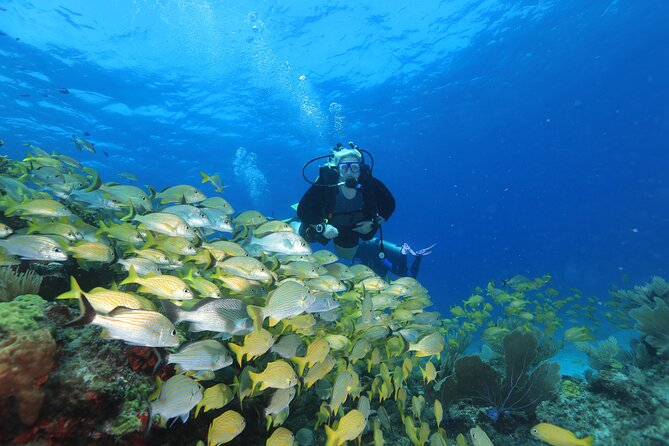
[
  {"left": 322, "top": 224, "right": 339, "bottom": 240},
  {"left": 353, "top": 220, "right": 374, "bottom": 234}
]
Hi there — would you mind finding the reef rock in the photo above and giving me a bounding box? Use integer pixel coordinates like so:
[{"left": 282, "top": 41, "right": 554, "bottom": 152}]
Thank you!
[{"left": 0, "top": 328, "right": 57, "bottom": 424}]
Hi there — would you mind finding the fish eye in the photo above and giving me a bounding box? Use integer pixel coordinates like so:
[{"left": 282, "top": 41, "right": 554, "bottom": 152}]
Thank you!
[
  {"left": 171, "top": 329, "right": 177, "bottom": 336},
  {"left": 53, "top": 247, "right": 62, "bottom": 253},
  {"left": 532, "top": 429, "right": 538, "bottom": 434},
  {"left": 184, "top": 289, "right": 191, "bottom": 293},
  {"left": 141, "top": 197, "right": 147, "bottom": 201}
]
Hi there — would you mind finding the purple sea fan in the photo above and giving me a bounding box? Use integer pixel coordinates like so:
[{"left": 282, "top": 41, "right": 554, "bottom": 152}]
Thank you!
[{"left": 439, "top": 330, "right": 561, "bottom": 416}]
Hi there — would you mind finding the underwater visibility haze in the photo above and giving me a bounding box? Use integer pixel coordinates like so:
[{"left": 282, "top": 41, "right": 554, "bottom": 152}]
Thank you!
[{"left": 0, "top": 1, "right": 668, "bottom": 445}]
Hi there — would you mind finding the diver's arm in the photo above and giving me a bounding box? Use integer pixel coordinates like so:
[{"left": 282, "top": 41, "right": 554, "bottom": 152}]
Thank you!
[{"left": 372, "top": 178, "right": 396, "bottom": 221}]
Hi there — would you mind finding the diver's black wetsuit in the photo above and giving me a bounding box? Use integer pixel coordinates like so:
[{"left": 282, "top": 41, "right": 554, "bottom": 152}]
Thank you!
[
  {"left": 354, "top": 238, "right": 423, "bottom": 278},
  {"left": 297, "top": 165, "right": 395, "bottom": 248}
]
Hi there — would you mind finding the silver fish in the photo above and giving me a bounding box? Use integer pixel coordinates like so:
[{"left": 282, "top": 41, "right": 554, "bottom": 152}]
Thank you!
[
  {"left": 151, "top": 374, "right": 203, "bottom": 424},
  {"left": 271, "top": 334, "right": 306, "bottom": 359},
  {"left": 162, "top": 297, "right": 252, "bottom": 335},
  {"left": 117, "top": 257, "right": 161, "bottom": 276},
  {"left": 0, "top": 234, "right": 67, "bottom": 261},
  {"left": 162, "top": 204, "right": 212, "bottom": 228},
  {"left": 200, "top": 207, "right": 234, "bottom": 233},
  {"left": 167, "top": 339, "right": 232, "bottom": 372},
  {"left": 265, "top": 387, "right": 296, "bottom": 417},
  {"left": 304, "top": 293, "right": 340, "bottom": 314},
  {"left": 245, "top": 231, "right": 312, "bottom": 256}
]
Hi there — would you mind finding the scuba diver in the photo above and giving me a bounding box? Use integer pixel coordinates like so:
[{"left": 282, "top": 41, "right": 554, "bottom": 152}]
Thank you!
[
  {"left": 296, "top": 142, "right": 395, "bottom": 259},
  {"left": 353, "top": 238, "right": 435, "bottom": 278}
]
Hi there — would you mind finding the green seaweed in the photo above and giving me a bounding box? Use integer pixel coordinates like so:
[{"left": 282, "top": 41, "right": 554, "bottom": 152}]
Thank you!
[{"left": 107, "top": 384, "right": 151, "bottom": 436}]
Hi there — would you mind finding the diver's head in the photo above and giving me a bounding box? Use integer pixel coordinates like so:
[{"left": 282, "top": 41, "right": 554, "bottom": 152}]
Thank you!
[{"left": 329, "top": 148, "right": 362, "bottom": 187}]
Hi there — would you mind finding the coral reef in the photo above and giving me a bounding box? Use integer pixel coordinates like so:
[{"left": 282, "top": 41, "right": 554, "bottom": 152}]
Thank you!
[
  {"left": 437, "top": 330, "right": 561, "bottom": 418},
  {"left": 537, "top": 358, "right": 669, "bottom": 445},
  {"left": 577, "top": 336, "right": 623, "bottom": 370},
  {"left": 612, "top": 276, "right": 669, "bottom": 307},
  {"left": 609, "top": 276, "right": 669, "bottom": 357},
  {"left": 629, "top": 297, "right": 669, "bottom": 356},
  {"left": 0, "top": 329, "right": 56, "bottom": 424},
  {"left": 0, "top": 294, "right": 50, "bottom": 333}
]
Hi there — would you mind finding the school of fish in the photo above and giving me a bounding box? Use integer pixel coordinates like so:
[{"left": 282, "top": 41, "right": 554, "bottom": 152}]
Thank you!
[{"left": 0, "top": 142, "right": 595, "bottom": 445}]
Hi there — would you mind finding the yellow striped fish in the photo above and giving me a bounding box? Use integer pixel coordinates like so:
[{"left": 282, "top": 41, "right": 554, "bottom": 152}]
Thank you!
[
  {"left": 254, "top": 281, "right": 315, "bottom": 327},
  {"left": 151, "top": 234, "right": 197, "bottom": 256},
  {"left": 409, "top": 332, "right": 445, "bottom": 358},
  {"left": 330, "top": 370, "right": 355, "bottom": 415},
  {"left": 4, "top": 198, "right": 72, "bottom": 217},
  {"left": 195, "top": 384, "right": 234, "bottom": 417},
  {"left": 208, "top": 410, "right": 245, "bottom": 445},
  {"left": 64, "top": 295, "right": 178, "bottom": 347},
  {"left": 216, "top": 256, "right": 272, "bottom": 281},
  {"left": 68, "top": 241, "right": 114, "bottom": 263},
  {"left": 121, "top": 265, "right": 193, "bottom": 300},
  {"left": 183, "top": 270, "right": 221, "bottom": 298},
  {"left": 323, "top": 263, "right": 355, "bottom": 280},
  {"left": 200, "top": 196, "right": 235, "bottom": 214},
  {"left": 57, "top": 276, "right": 156, "bottom": 313},
  {"left": 134, "top": 212, "right": 197, "bottom": 240},
  {"left": 470, "top": 426, "right": 494, "bottom": 446},
  {"left": 420, "top": 360, "right": 438, "bottom": 385},
  {"left": 266, "top": 427, "right": 295, "bottom": 446},
  {"left": 202, "top": 240, "right": 248, "bottom": 258},
  {"left": 249, "top": 360, "right": 298, "bottom": 391},
  {"left": 325, "top": 409, "right": 368, "bottom": 446},
  {"left": 311, "top": 249, "right": 338, "bottom": 265},
  {"left": 228, "top": 329, "right": 275, "bottom": 366},
  {"left": 291, "top": 336, "right": 330, "bottom": 376},
  {"left": 233, "top": 209, "right": 267, "bottom": 226},
  {"left": 303, "top": 354, "right": 336, "bottom": 389}
]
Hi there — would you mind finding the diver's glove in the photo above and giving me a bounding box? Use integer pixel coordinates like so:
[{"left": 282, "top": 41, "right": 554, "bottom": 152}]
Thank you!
[{"left": 322, "top": 224, "right": 339, "bottom": 240}]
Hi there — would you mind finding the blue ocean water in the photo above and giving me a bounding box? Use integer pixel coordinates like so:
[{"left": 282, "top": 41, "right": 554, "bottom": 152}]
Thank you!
[{"left": 0, "top": 0, "right": 667, "bottom": 316}]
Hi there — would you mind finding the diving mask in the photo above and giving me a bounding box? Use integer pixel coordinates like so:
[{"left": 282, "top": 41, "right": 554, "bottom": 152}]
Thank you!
[{"left": 338, "top": 161, "right": 361, "bottom": 174}]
